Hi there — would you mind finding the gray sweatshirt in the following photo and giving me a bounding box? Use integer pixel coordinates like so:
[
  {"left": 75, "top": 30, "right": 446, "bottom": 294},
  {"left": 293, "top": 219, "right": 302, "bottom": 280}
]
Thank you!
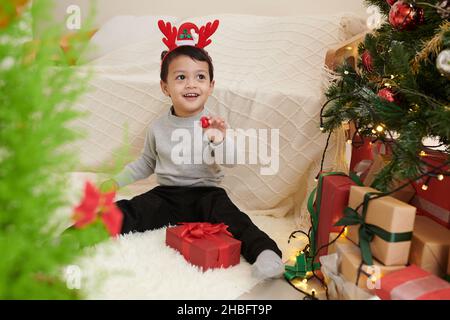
[{"left": 114, "top": 107, "right": 235, "bottom": 188}]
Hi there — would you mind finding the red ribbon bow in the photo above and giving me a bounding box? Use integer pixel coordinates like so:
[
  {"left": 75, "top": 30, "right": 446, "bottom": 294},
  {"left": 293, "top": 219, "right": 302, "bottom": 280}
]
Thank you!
[{"left": 179, "top": 222, "right": 232, "bottom": 239}]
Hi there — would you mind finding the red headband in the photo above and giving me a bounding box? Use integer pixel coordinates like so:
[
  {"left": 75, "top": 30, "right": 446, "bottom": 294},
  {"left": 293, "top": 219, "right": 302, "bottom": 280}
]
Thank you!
[{"left": 158, "top": 19, "right": 219, "bottom": 63}]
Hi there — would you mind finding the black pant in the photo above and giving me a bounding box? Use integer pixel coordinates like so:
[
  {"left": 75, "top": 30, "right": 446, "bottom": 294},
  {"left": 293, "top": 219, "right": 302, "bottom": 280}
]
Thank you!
[{"left": 116, "top": 186, "right": 282, "bottom": 264}]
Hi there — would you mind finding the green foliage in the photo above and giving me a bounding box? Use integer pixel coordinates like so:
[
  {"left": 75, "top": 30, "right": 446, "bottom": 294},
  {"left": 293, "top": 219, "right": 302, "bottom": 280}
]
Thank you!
[
  {"left": 323, "top": 0, "right": 450, "bottom": 191},
  {"left": 0, "top": 0, "right": 108, "bottom": 299}
]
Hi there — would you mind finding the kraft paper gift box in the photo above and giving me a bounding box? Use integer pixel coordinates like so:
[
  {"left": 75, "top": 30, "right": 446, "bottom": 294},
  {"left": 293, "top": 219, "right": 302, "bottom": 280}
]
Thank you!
[
  {"left": 328, "top": 232, "right": 354, "bottom": 255},
  {"left": 165, "top": 222, "right": 241, "bottom": 271},
  {"left": 346, "top": 186, "right": 416, "bottom": 266},
  {"left": 339, "top": 248, "right": 405, "bottom": 291},
  {"left": 376, "top": 265, "right": 450, "bottom": 300},
  {"left": 320, "top": 252, "right": 378, "bottom": 300},
  {"left": 363, "top": 154, "right": 415, "bottom": 203},
  {"left": 328, "top": 232, "right": 405, "bottom": 291},
  {"left": 409, "top": 215, "right": 450, "bottom": 277}
]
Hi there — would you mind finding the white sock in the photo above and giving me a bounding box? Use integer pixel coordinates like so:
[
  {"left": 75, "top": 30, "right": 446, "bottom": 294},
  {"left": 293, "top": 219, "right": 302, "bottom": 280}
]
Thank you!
[{"left": 251, "top": 250, "right": 284, "bottom": 280}]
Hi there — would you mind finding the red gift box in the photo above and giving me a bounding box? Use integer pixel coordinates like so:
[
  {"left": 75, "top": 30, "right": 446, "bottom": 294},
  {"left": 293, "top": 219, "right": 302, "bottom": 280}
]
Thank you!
[
  {"left": 314, "top": 173, "right": 357, "bottom": 260},
  {"left": 349, "top": 137, "right": 392, "bottom": 182},
  {"left": 165, "top": 222, "right": 241, "bottom": 271},
  {"left": 412, "top": 151, "right": 450, "bottom": 229},
  {"left": 350, "top": 136, "right": 374, "bottom": 180},
  {"left": 376, "top": 265, "right": 450, "bottom": 300}
]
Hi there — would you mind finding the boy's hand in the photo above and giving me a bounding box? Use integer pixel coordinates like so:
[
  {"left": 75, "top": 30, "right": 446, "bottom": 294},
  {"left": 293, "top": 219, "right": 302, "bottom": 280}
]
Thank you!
[
  {"left": 203, "top": 116, "right": 227, "bottom": 144},
  {"left": 99, "top": 179, "right": 119, "bottom": 193}
]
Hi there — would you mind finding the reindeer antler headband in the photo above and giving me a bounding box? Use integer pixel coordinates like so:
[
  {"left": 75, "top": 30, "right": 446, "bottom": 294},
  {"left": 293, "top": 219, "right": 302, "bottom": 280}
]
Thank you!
[{"left": 158, "top": 19, "right": 219, "bottom": 62}]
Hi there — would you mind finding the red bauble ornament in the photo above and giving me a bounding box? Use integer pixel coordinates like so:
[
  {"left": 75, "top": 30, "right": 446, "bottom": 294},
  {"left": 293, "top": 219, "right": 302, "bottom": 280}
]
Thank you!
[
  {"left": 389, "top": 1, "right": 424, "bottom": 30},
  {"left": 386, "top": 0, "right": 397, "bottom": 5},
  {"left": 361, "top": 50, "right": 374, "bottom": 73},
  {"left": 378, "top": 88, "right": 396, "bottom": 103},
  {"left": 200, "top": 116, "right": 210, "bottom": 128}
]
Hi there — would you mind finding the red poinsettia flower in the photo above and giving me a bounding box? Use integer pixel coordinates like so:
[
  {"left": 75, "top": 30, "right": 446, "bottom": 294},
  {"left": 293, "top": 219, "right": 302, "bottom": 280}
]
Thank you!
[
  {"left": 100, "top": 192, "right": 123, "bottom": 237},
  {"left": 72, "top": 181, "right": 123, "bottom": 237}
]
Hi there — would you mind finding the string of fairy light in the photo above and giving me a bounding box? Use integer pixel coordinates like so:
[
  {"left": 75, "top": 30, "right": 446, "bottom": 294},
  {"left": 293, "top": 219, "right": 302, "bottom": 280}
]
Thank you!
[{"left": 318, "top": 67, "right": 449, "bottom": 190}]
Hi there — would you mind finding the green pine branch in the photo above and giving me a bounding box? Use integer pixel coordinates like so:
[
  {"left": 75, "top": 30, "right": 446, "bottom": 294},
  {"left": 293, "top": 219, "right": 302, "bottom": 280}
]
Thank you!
[{"left": 322, "top": 0, "right": 450, "bottom": 191}]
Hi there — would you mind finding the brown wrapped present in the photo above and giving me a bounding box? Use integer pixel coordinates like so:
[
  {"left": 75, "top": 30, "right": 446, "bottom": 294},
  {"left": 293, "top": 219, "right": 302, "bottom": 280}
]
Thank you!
[
  {"left": 329, "top": 233, "right": 405, "bottom": 290},
  {"left": 364, "top": 154, "right": 415, "bottom": 203},
  {"left": 328, "top": 232, "right": 356, "bottom": 256},
  {"left": 340, "top": 248, "right": 405, "bottom": 291},
  {"left": 346, "top": 186, "right": 416, "bottom": 266},
  {"left": 409, "top": 215, "right": 450, "bottom": 277}
]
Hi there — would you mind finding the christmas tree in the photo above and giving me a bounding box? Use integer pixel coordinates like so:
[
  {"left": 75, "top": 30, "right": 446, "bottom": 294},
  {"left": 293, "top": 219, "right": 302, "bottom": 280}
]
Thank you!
[
  {"left": 322, "top": 0, "right": 449, "bottom": 191},
  {"left": 0, "top": 0, "right": 120, "bottom": 299}
]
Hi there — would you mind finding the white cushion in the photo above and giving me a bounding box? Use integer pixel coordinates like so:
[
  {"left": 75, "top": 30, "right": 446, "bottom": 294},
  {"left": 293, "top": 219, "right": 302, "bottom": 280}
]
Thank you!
[{"left": 81, "top": 15, "right": 179, "bottom": 62}]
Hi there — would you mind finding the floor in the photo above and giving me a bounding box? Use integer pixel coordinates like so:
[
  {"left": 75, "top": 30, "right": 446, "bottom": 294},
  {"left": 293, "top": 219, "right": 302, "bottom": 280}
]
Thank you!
[{"left": 237, "top": 276, "right": 327, "bottom": 300}]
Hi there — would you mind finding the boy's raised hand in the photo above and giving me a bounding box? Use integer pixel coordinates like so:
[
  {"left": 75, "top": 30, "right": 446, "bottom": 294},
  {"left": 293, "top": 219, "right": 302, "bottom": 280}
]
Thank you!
[{"left": 202, "top": 115, "right": 227, "bottom": 144}]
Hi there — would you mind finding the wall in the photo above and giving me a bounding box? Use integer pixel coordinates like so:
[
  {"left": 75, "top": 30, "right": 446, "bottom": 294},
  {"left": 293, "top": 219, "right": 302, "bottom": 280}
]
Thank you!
[{"left": 53, "top": 0, "right": 369, "bottom": 27}]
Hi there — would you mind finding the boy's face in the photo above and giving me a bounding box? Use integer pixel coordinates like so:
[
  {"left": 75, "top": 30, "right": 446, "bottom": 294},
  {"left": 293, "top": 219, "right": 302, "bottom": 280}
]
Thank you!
[{"left": 160, "top": 55, "right": 215, "bottom": 117}]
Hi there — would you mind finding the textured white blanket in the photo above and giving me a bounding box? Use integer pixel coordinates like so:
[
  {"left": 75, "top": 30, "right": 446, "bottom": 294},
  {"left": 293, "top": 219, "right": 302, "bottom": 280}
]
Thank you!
[{"left": 75, "top": 215, "right": 302, "bottom": 300}]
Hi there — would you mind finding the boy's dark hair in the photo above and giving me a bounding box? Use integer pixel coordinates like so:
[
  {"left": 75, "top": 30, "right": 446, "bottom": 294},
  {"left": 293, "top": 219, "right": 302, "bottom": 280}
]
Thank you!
[{"left": 160, "top": 46, "right": 214, "bottom": 83}]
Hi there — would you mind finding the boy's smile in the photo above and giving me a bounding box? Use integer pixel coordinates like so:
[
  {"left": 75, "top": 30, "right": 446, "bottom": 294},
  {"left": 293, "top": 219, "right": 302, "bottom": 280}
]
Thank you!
[{"left": 160, "top": 55, "right": 215, "bottom": 117}]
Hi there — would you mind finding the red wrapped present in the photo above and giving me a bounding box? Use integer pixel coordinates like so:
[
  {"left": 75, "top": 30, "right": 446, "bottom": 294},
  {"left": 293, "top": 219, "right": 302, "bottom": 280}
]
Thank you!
[
  {"left": 350, "top": 137, "right": 374, "bottom": 181},
  {"left": 412, "top": 150, "right": 450, "bottom": 229},
  {"left": 310, "top": 172, "right": 359, "bottom": 261},
  {"left": 349, "top": 136, "right": 392, "bottom": 183},
  {"left": 165, "top": 222, "right": 241, "bottom": 271},
  {"left": 376, "top": 265, "right": 450, "bottom": 300}
]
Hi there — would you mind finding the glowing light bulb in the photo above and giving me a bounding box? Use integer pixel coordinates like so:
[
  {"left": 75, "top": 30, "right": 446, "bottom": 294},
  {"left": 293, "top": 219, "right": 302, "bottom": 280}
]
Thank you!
[
  {"left": 372, "top": 129, "right": 377, "bottom": 134},
  {"left": 346, "top": 46, "right": 353, "bottom": 51},
  {"left": 347, "top": 139, "right": 352, "bottom": 144},
  {"left": 438, "top": 174, "right": 444, "bottom": 181},
  {"left": 422, "top": 184, "right": 428, "bottom": 191},
  {"left": 376, "top": 125, "right": 384, "bottom": 132},
  {"left": 419, "top": 151, "right": 427, "bottom": 157},
  {"left": 344, "top": 70, "right": 349, "bottom": 75},
  {"left": 302, "top": 279, "right": 308, "bottom": 284},
  {"left": 320, "top": 126, "right": 324, "bottom": 131},
  {"left": 390, "top": 75, "right": 395, "bottom": 79}
]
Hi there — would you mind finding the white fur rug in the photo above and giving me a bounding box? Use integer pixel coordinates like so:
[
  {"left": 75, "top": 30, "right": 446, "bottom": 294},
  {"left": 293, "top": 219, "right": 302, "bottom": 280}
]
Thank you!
[{"left": 75, "top": 215, "right": 303, "bottom": 300}]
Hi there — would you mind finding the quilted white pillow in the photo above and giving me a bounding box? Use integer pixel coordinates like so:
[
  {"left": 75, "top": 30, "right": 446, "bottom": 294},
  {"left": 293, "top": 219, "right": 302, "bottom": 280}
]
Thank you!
[
  {"left": 71, "top": 13, "right": 366, "bottom": 224},
  {"left": 80, "top": 15, "right": 179, "bottom": 62}
]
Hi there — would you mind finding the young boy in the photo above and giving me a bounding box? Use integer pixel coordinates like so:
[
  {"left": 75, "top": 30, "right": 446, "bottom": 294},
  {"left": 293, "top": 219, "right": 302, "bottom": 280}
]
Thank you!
[{"left": 103, "top": 20, "right": 283, "bottom": 279}]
